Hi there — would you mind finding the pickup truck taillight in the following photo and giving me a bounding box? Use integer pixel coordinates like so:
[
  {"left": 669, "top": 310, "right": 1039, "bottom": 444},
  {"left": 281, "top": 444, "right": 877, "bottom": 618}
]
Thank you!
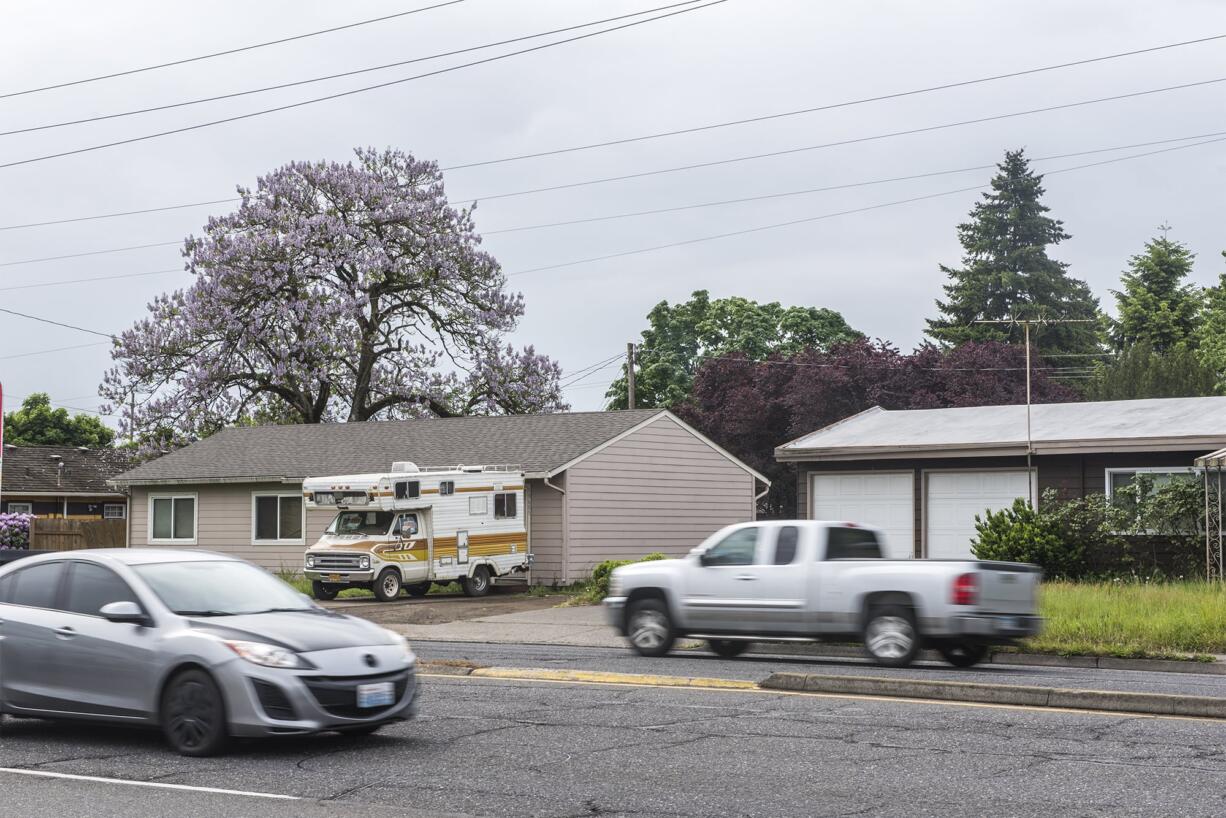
[{"left": 951, "top": 573, "right": 978, "bottom": 606}]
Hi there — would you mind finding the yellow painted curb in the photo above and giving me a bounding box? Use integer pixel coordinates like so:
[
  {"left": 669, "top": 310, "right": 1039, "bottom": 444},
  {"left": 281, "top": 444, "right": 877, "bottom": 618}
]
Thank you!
[{"left": 468, "top": 666, "right": 758, "bottom": 690}]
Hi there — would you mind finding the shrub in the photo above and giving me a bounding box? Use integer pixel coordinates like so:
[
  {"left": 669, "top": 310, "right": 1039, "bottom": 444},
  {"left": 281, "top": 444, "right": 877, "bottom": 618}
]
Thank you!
[
  {"left": 972, "top": 498, "right": 1082, "bottom": 578},
  {"left": 0, "top": 513, "right": 34, "bottom": 550},
  {"left": 587, "top": 552, "right": 668, "bottom": 600}
]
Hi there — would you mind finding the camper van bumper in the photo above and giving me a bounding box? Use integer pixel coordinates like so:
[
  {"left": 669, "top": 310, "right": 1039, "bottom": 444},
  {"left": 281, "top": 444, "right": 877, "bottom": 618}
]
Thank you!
[{"left": 304, "top": 570, "right": 376, "bottom": 583}]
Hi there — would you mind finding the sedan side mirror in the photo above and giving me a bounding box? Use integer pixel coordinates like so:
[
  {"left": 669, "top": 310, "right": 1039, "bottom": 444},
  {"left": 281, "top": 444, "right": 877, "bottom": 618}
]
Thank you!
[{"left": 100, "top": 601, "right": 150, "bottom": 626}]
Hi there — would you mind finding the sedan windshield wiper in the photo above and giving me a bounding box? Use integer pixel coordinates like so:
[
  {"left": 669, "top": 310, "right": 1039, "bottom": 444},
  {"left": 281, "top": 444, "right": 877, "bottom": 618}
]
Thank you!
[
  {"left": 249, "top": 607, "right": 321, "bottom": 615},
  {"left": 175, "top": 609, "right": 236, "bottom": 617}
]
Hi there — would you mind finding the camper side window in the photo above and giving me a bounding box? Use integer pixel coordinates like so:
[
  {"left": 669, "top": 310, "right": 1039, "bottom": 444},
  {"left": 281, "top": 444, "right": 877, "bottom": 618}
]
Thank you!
[
  {"left": 494, "top": 493, "right": 517, "bottom": 519},
  {"left": 439, "top": 481, "right": 455, "bottom": 496},
  {"left": 395, "top": 481, "right": 421, "bottom": 501}
]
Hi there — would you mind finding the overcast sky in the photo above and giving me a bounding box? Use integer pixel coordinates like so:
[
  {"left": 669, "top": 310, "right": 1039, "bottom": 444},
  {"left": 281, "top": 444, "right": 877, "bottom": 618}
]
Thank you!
[{"left": 2, "top": 0, "right": 1225, "bottom": 426}]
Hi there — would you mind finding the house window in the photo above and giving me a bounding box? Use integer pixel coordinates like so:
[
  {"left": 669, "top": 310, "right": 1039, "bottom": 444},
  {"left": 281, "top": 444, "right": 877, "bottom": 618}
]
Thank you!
[
  {"left": 103, "top": 504, "right": 126, "bottom": 520},
  {"left": 1106, "top": 468, "right": 1197, "bottom": 509},
  {"left": 494, "top": 492, "right": 518, "bottom": 520},
  {"left": 395, "top": 480, "right": 421, "bottom": 501},
  {"left": 150, "top": 495, "right": 196, "bottom": 543},
  {"left": 468, "top": 496, "right": 488, "bottom": 516},
  {"left": 253, "top": 494, "right": 304, "bottom": 543},
  {"left": 6, "top": 502, "right": 33, "bottom": 515},
  {"left": 439, "top": 481, "right": 455, "bottom": 496}
]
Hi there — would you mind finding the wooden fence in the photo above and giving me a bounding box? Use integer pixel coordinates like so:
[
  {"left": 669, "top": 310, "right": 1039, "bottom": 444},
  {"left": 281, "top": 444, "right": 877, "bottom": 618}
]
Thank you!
[{"left": 30, "top": 518, "right": 127, "bottom": 551}]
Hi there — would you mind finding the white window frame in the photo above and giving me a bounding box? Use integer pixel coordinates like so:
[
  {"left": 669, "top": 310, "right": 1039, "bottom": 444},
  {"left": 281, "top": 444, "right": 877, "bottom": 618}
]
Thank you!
[
  {"left": 1104, "top": 467, "right": 1198, "bottom": 502},
  {"left": 7, "top": 502, "right": 33, "bottom": 514},
  {"left": 148, "top": 493, "right": 198, "bottom": 545},
  {"left": 250, "top": 492, "right": 306, "bottom": 545},
  {"left": 102, "top": 503, "right": 126, "bottom": 520},
  {"left": 468, "top": 495, "right": 488, "bottom": 516}
]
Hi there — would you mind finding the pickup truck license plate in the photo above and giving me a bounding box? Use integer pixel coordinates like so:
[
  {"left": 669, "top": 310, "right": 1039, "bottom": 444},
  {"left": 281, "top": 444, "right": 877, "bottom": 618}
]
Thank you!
[
  {"left": 327, "top": 573, "right": 343, "bottom": 582},
  {"left": 357, "top": 682, "right": 395, "bottom": 709}
]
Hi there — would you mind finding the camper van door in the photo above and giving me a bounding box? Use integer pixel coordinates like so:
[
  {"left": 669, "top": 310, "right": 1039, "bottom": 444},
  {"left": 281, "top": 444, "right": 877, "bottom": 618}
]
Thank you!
[{"left": 394, "top": 511, "right": 430, "bottom": 585}]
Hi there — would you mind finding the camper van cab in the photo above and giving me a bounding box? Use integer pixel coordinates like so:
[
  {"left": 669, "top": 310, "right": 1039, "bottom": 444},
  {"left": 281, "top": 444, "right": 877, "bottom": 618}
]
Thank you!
[{"left": 302, "top": 463, "right": 531, "bottom": 602}]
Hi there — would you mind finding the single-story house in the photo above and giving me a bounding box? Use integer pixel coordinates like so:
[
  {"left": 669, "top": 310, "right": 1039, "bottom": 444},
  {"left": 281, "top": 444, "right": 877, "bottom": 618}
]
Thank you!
[
  {"left": 776, "top": 396, "right": 1226, "bottom": 560},
  {"left": 111, "top": 409, "right": 768, "bottom": 583},
  {"left": 0, "top": 444, "right": 132, "bottom": 521}
]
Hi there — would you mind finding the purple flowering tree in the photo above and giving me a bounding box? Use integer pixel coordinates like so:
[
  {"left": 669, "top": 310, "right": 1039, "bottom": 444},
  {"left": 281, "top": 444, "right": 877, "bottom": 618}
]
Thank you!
[
  {"left": 102, "top": 148, "right": 566, "bottom": 444},
  {"left": 0, "top": 513, "right": 33, "bottom": 550}
]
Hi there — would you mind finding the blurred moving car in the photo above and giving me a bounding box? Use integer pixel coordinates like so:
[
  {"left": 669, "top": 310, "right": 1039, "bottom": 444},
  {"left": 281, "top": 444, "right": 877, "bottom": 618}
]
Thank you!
[
  {"left": 0, "top": 549, "right": 417, "bottom": 755},
  {"left": 604, "top": 520, "right": 1041, "bottom": 668}
]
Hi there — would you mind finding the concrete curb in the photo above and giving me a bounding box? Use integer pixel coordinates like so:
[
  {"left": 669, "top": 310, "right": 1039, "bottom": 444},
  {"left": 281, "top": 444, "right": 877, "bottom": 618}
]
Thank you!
[
  {"left": 760, "top": 671, "right": 1226, "bottom": 718},
  {"left": 467, "top": 667, "right": 758, "bottom": 690}
]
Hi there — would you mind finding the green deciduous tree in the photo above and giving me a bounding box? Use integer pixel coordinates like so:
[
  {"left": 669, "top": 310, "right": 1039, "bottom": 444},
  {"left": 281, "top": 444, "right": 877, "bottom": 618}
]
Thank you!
[
  {"left": 1108, "top": 230, "right": 1200, "bottom": 352},
  {"left": 3, "top": 393, "right": 115, "bottom": 448},
  {"left": 1195, "top": 252, "right": 1226, "bottom": 392},
  {"left": 606, "top": 290, "right": 861, "bottom": 410},
  {"left": 1084, "top": 343, "right": 1217, "bottom": 401},
  {"left": 926, "top": 149, "right": 1101, "bottom": 355}
]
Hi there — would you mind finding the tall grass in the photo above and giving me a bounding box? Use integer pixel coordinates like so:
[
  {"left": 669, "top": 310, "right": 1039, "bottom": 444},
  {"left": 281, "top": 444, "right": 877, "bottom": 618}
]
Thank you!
[{"left": 1026, "top": 581, "right": 1226, "bottom": 658}]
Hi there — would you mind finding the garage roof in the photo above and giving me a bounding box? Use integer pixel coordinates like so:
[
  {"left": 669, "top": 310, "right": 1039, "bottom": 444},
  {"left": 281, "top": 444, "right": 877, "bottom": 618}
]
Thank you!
[{"left": 777, "top": 396, "right": 1226, "bottom": 461}]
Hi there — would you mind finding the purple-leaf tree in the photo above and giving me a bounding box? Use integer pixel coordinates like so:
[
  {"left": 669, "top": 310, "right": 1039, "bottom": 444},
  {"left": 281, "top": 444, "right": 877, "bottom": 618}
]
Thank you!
[{"left": 102, "top": 147, "right": 566, "bottom": 444}]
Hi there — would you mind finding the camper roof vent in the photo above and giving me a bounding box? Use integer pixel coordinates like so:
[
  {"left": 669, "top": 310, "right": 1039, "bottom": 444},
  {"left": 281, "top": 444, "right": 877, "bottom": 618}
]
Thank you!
[{"left": 391, "top": 461, "right": 420, "bottom": 473}]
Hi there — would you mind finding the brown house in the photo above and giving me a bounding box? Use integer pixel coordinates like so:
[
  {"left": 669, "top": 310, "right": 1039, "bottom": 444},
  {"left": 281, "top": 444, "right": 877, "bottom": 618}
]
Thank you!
[
  {"left": 0, "top": 444, "right": 133, "bottom": 520},
  {"left": 111, "top": 410, "right": 769, "bottom": 583},
  {"left": 776, "top": 397, "right": 1226, "bottom": 560}
]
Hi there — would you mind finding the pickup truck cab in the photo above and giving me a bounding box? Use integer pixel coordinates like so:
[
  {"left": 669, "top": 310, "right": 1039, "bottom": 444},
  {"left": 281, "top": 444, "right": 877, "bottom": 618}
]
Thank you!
[{"left": 604, "top": 520, "right": 1041, "bottom": 668}]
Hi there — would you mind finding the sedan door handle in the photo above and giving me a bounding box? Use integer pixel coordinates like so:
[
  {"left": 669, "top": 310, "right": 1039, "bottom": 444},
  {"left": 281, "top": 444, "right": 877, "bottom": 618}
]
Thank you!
[
  {"left": 54, "top": 626, "right": 76, "bottom": 639},
  {"left": 734, "top": 574, "right": 758, "bottom": 581}
]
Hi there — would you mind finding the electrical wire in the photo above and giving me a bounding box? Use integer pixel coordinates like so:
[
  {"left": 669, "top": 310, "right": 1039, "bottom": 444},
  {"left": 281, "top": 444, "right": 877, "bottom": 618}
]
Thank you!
[
  {"left": 0, "top": 342, "right": 110, "bottom": 360},
  {"left": 0, "top": 1, "right": 728, "bottom": 170},
  {"left": 0, "top": 307, "right": 114, "bottom": 338},
  {"left": 0, "top": 0, "right": 467, "bottom": 100},
  {"left": 0, "top": 268, "right": 183, "bottom": 292},
  {"left": 0, "top": 242, "right": 181, "bottom": 268}
]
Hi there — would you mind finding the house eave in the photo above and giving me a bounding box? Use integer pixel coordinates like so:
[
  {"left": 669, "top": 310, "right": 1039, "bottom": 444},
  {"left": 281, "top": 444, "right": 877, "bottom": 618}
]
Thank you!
[
  {"left": 776, "top": 435, "right": 1226, "bottom": 463},
  {"left": 1, "top": 490, "right": 129, "bottom": 499}
]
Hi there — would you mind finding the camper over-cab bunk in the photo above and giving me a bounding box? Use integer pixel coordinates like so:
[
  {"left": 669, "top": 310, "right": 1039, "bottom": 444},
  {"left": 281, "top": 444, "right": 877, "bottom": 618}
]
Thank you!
[{"left": 302, "top": 462, "right": 531, "bottom": 601}]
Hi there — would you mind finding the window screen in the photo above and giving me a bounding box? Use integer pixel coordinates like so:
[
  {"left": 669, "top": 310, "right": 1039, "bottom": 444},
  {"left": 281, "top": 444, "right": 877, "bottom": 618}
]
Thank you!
[
  {"left": 824, "top": 527, "right": 883, "bottom": 560},
  {"left": 773, "top": 526, "right": 799, "bottom": 564}
]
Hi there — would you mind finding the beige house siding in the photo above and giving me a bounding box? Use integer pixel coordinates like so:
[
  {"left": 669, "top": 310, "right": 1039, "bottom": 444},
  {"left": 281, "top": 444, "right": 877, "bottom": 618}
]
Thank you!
[
  {"left": 563, "top": 416, "right": 756, "bottom": 581},
  {"left": 527, "top": 476, "right": 566, "bottom": 585},
  {"left": 131, "top": 482, "right": 323, "bottom": 572}
]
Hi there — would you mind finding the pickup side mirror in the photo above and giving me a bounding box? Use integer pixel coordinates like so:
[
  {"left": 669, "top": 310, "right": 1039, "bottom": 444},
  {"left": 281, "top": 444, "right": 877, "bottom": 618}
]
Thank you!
[{"left": 100, "top": 601, "right": 150, "bottom": 626}]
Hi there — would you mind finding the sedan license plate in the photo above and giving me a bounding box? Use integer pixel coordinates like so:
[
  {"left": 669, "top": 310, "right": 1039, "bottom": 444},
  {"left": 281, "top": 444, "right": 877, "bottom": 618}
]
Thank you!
[
  {"left": 357, "top": 682, "right": 395, "bottom": 709},
  {"left": 327, "top": 574, "right": 343, "bottom": 582}
]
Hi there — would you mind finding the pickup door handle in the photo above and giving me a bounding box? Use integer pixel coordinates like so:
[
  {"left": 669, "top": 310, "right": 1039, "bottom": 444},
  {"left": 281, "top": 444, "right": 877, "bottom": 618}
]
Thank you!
[
  {"left": 734, "top": 574, "right": 758, "bottom": 581},
  {"left": 54, "top": 626, "right": 76, "bottom": 639}
]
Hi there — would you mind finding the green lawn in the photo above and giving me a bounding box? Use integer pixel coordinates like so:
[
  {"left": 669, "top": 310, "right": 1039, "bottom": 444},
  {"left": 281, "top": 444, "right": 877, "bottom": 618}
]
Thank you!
[{"left": 1023, "top": 581, "right": 1226, "bottom": 660}]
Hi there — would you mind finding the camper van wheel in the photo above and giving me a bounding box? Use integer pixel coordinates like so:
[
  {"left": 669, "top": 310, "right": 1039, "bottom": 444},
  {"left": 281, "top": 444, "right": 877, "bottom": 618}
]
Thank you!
[
  {"left": 405, "top": 582, "right": 431, "bottom": 598},
  {"left": 462, "top": 566, "right": 492, "bottom": 597},
  {"left": 374, "top": 569, "right": 403, "bottom": 602},
  {"left": 311, "top": 581, "right": 340, "bottom": 601}
]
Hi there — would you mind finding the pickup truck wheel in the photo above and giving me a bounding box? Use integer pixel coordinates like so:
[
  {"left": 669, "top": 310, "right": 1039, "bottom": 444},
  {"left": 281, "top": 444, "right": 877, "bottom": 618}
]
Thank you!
[
  {"left": 462, "top": 566, "right": 492, "bottom": 597},
  {"left": 374, "top": 569, "right": 403, "bottom": 602},
  {"left": 938, "top": 642, "right": 988, "bottom": 668},
  {"left": 311, "top": 580, "right": 340, "bottom": 601},
  {"left": 863, "top": 605, "right": 920, "bottom": 668},
  {"left": 626, "top": 599, "right": 675, "bottom": 657},
  {"left": 405, "top": 582, "right": 432, "bottom": 598},
  {"left": 707, "top": 639, "right": 750, "bottom": 659}
]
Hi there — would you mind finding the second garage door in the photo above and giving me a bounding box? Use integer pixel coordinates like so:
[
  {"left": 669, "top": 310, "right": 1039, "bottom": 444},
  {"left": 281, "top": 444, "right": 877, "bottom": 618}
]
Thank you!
[
  {"left": 925, "top": 470, "right": 1034, "bottom": 559},
  {"left": 810, "top": 472, "right": 914, "bottom": 559}
]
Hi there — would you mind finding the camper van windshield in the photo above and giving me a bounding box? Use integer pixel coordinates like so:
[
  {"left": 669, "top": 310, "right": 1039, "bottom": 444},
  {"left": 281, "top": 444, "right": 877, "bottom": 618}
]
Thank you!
[{"left": 327, "top": 511, "right": 395, "bottom": 536}]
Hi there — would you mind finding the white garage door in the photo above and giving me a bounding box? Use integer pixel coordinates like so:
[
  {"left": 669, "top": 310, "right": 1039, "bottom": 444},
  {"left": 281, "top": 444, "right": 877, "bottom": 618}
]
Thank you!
[
  {"left": 810, "top": 472, "right": 914, "bottom": 559},
  {"left": 925, "top": 470, "right": 1033, "bottom": 559}
]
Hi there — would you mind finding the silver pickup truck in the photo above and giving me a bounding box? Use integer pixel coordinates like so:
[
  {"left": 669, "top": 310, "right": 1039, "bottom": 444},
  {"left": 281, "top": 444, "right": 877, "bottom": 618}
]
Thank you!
[{"left": 604, "top": 520, "right": 1042, "bottom": 668}]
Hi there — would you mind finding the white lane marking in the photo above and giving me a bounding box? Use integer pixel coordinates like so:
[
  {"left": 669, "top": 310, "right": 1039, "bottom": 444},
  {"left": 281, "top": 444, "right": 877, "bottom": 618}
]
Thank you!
[{"left": 0, "top": 768, "right": 299, "bottom": 800}]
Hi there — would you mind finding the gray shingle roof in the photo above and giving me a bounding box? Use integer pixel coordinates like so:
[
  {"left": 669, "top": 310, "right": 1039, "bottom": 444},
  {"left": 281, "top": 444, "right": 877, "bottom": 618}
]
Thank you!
[
  {"left": 777, "top": 396, "right": 1226, "bottom": 460},
  {"left": 1, "top": 445, "right": 135, "bottom": 495},
  {"left": 113, "top": 410, "right": 667, "bottom": 485}
]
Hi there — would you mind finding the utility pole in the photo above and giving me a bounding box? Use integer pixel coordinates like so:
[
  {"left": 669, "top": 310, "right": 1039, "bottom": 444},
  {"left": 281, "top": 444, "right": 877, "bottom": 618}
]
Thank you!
[
  {"left": 626, "top": 342, "right": 636, "bottom": 410},
  {"left": 974, "top": 316, "right": 1097, "bottom": 505}
]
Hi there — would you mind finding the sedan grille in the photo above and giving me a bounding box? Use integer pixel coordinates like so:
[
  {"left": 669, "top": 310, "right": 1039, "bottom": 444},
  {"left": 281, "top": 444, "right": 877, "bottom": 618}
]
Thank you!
[
  {"left": 310, "top": 554, "right": 364, "bottom": 571},
  {"left": 304, "top": 671, "right": 412, "bottom": 719},
  {"left": 252, "top": 679, "right": 297, "bottom": 721}
]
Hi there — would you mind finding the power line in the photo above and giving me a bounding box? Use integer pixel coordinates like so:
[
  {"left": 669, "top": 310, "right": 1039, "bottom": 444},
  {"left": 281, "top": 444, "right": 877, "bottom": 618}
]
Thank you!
[
  {"left": 559, "top": 352, "right": 626, "bottom": 387},
  {"left": 0, "top": 1, "right": 707, "bottom": 138},
  {"left": 0, "top": 242, "right": 181, "bottom": 268},
  {"left": 0, "top": 0, "right": 467, "bottom": 100},
  {"left": 0, "top": 1, "right": 728, "bottom": 170},
  {"left": 505, "top": 132, "right": 1226, "bottom": 277},
  {"left": 0, "top": 307, "right": 114, "bottom": 338},
  {"left": 0, "top": 342, "right": 110, "bottom": 361},
  {"left": 0, "top": 198, "right": 240, "bottom": 232},
  {"left": 470, "top": 76, "right": 1226, "bottom": 203},
  {"left": 562, "top": 358, "right": 627, "bottom": 389},
  {"left": 0, "top": 268, "right": 183, "bottom": 293}
]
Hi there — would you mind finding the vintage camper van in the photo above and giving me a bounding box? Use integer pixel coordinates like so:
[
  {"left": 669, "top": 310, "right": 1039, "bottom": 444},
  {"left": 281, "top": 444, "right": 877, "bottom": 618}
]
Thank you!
[{"left": 302, "top": 463, "right": 530, "bottom": 601}]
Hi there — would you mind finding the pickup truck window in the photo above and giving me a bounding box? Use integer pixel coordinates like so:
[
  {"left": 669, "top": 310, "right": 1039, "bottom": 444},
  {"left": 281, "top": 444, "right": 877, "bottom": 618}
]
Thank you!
[
  {"left": 825, "top": 527, "right": 884, "bottom": 560},
  {"left": 773, "top": 526, "right": 799, "bottom": 564},
  {"left": 702, "top": 528, "right": 758, "bottom": 567}
]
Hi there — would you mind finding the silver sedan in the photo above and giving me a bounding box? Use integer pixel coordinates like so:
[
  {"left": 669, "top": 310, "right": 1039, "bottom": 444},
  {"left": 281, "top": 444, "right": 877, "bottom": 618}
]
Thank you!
[{"left": 0, "top": 549, "right": 417, "bottom": 756}]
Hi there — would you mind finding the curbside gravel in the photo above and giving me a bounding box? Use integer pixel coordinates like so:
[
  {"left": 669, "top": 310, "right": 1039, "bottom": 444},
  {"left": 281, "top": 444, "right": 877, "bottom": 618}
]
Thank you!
[{"left": 759, "top": 671, "right": 1226, "bottom": 718}]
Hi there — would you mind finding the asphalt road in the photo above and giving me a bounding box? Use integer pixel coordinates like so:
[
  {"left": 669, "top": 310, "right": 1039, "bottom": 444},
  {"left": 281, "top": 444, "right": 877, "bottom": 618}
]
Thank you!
[{"left": 4, "top": 642, "right": 1226, "bottom": 817}]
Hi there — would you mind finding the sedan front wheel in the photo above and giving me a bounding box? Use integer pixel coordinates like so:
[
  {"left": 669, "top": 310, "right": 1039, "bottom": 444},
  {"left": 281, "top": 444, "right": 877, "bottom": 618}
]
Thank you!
[{"left": 161, "top": 669, "right": 229, "bottom": 757}]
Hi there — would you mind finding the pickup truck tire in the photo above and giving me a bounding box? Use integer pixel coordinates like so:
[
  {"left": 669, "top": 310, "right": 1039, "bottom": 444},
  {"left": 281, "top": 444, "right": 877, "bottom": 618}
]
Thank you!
[
  {"left": 626, "top": 599, "right": 675, "bottom": 657},
  {"left": 405, "top": 582, "right": 432, "bottom": 598},
  {"left": 863, "top": 605, "right": 920, "bottom": 668},
  {"left": 707, "top": 639, "right": 751, "bottom": 659},
  {"left": 462, "top": 566, "right": 492, "bottom": 597},
  {"left": 311, "top": 581, "right": 341, "bottom": 601},
  {"left": 937, "top": 642, "right": 988, "bottom": 668},
  {"left": 374, "top": 569, "right": 403, "bottom": 602}
]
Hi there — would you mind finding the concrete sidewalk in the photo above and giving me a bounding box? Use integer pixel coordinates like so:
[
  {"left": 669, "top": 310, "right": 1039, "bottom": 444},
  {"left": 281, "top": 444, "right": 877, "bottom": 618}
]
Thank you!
[{"left": 395, "top": 603, "right": 625, "bottom": 647}]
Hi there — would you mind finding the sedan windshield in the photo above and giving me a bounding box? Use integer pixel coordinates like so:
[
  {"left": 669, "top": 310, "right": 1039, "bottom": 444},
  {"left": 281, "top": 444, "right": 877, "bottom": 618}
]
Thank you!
[
  {"left": 134, "top": 561, "right": 314, "bottom": 616},
  {"left": 327, "top": 511, "right": 394, "bottom": 536}
]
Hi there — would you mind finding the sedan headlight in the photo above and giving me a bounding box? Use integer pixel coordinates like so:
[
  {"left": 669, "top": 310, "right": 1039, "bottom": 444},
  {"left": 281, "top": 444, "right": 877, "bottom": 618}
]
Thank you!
[
  {"left": 305, "top": 554, "right": 316, "bottom": 569},
  {"left": 224, "top": 640, "right": 309, "bottom": 669},
  {"left": 358, "top": 555, "right": 371, "bottom": 570},
  {"left": 383, "top": 628, "right": 416, "bottom": 665}
]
